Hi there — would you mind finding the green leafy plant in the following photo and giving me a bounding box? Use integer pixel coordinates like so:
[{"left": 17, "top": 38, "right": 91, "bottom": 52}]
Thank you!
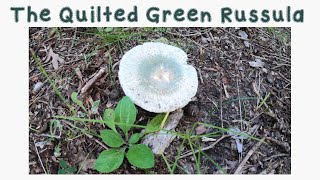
[
  {"left": 71, "top": 92, "right": 88, "bottom": 113},
  {"left": 91, "top": 100, "right": 100, "bottom": 114},
  {"left": 94, "top": 96, "right": 155, "bottom": 173},
  {"left": 58, "top": 159, "right": 76, "bottom": 174},
  {"left": 55, "top": 107, "right": 262, "bottom": 174}
]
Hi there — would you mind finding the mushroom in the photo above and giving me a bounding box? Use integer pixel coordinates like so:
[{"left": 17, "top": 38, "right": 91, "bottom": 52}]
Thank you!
[{"left": 118, "top": 42, "right": 198, "bottom": 113}]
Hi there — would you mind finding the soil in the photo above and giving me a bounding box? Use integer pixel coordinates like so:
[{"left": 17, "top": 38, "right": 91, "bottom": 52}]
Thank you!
[{"left": 29, "top": 27, "right": 291, "bottom": 174}]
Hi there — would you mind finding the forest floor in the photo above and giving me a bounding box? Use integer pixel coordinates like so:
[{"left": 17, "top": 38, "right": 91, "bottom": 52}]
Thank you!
[{"left": 29, "top": 27, "right": 291, "bottom": 174}]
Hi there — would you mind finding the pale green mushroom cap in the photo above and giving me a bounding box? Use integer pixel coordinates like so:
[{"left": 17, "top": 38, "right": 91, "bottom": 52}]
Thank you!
[{"left": 119, "top": 42, "right": 198, "bottom": 113}]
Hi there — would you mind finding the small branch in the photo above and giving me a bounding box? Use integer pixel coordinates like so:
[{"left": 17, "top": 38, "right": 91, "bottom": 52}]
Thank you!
[
  {"left": 236, "top": 75, "right": 243, "bottom": 161},
  {"left": 220, "top": 75, "right": 224, "bottom": 131},
  {"left": 179, "top": 135, "right": 229, "bottom": 159},
  {"left": 222, "top": 82, "right": 230, "bottom": 98},
  {"left": 206, "top": 97, "right": 218, "bottom": 108},
  {"left": 33, "top": 139, "right": 47, "bottom": 174},
  {"left": 202, "top": 67, "right": 218, "bottom": 71},
  {"left": 164, "top": 28, "right": 215, "bottom": 37},
  {"left": 233, "top": 138, "right": 265, "bottom": 174},
  {"left": 263, "top": 153, "right": 289, "bottom": 162},
  {"left": 80, "top": 68, "right": 107, "bottom": 96},
  {"left": 92, "top": 137, "right": 109, "bottom": 150},
  {"left": 196, "top": 67, "right": 204, "bottom": 84},
  {"left": 75, "top": 67, "right": 84, "bottom": 82},
  {"left": 218, "top": 27, "right": 250, "bottom": 41},
  {"left": 265, "top": 136, "right": 290, "bottom": 152},
  {"left": 68, "top": 28, "right": 77, "bottom": 54}
]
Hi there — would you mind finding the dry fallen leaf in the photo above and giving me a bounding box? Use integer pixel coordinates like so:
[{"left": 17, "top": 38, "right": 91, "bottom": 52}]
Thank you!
[
  {"left": 252, "top": 82, "right": 260, "bottom": 97},
  {"left": 238, "top": 30, "right": 250, "bottom": 47},
  {"left": 33, "top": 82, "right": 44, "bottom": 93},
  {"left": 238, "top": 30, "right": 248, "bottom": 39},
  {"left": 195, "top": 124, "right": 207, "bottom": 135},
  {"left": 45, "top": 48, "right": 64, "bottom": 70},
  {"left": 249, "top": 59, "right": 265, "bottom": 68},
  {"left": 201, "top": 137, "right": 217, "bottom": 142},
  {"left": 31, "top": 75, "right": 39, "bottom": 82},
  {"left": 142, "top": 109, "right": 183, "bottom": 155},
  {"left": 81, "top": 159, "right": 96, "bottom": 171},
  {"left": 228, "top": 127, "right": 247, "bottom": 155},
  {"left": 244, "top": 40, "right": 250, "bottom": 48}
]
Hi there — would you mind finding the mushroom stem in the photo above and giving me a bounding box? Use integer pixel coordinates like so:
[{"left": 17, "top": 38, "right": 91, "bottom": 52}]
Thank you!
[{"left": 160, "top": 112, "right": 170, "bottom": 129}]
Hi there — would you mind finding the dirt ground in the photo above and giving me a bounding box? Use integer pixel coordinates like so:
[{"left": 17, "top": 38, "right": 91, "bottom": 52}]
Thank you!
[{"left": 29, "top": 27, "right": 291, "bottom": 174}]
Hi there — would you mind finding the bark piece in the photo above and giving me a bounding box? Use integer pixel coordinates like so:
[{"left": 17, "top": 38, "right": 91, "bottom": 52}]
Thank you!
[{"left": 142, "top": 109, "right": 183, "bottom": 155}]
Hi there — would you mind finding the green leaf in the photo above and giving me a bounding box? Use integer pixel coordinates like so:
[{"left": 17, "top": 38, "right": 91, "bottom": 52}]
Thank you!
[
  {"left": 145, "top": 114, "right": 166, "bottom": 134},
  {"left": 58, "top": 159, "right": 76, "bottom": 174},
  {"left": 91, "top": 100, "right": 100, "bottom": 114},
  {"left": 59, "top": 159, "right": 68, "bottom": 169},
  {"left": 100, "top": 129, "right": 124, "bottom": 148},
  {"left": 71, "top": 92, "right": 87, "bottom": 112},
  {"left": 128, "top": 133, "right": 141, "bottom": 144},
  {"left": 97, "top": 27, "right": 104, "bottom": 33},
  {"left": 49, "top": 120, "right": 62, "bottom": 137},
  {"left": 115, "top": 96, "right": 137, "bottom": 135},
  {"left": 58, "top": 169, "right": 66, "bottom": 174},
  {"left": 95, "top": 149, "right": 124, "bottom": 173},
  {"left": 103, "top": 109, "right": 117, "bottom": 132},
  {"left": 126, "top": 144, "right": 154, "bottom": 169},
  {"left": 97, "top": 27, "right": 113, "bottom": 33},
  {"left": 104, "top": 27, "right": 114, "bottom": 33},
  {"left": 79, "top": 112, "right": 86, "bottom": 117},
  {"left": 54, "top": 142, "right": 61, "bottom": 157},
  {"left": 66, "top": 167, "right": 76, "bottom": 174}
]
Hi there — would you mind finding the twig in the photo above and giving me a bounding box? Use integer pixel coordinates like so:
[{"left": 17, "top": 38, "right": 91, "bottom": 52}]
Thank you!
[
  {"left": 218, "top": 27, "right": 250, "bottom": 41},
  {"left": 256, "top": 71, "right": 262, "bottom": 108},
  {"left": 259, "top": 53, "right": 291, "bottom": 64},
  {"left": 236, "top": 80, "right": 243, "bottom": 159},
  {"left": 179, "top": 135, "right": 229, "bottom": 159},
  {"left": 196, "top": 67, "right": 204, "bottom": 84},
  {"left": 77, "top": 149, "right": 95, "bottom": 174},
  {"left": 265, "top": 136, "right": 290, "bottom": 152},
  {"left": 165, "top": 28, "right": 214, "bottom": 37},
  {"left": 68, "top": 28, "right": 77, "bottom": 54},
  {"left": 93, "top": 137, "right": 109, "bottom": 150},
  {"left": 80, "top": 68, "right": 107, "bottom": 95},
  {"left": 235, "top": 54, "right": 243, "bottom": 132},
  {"left": 278, "top": 72, "right": 291, "bottom": 83},
  {"left": 272, "top": 63, "right": 291, "bottom": 69},
  {"left": 190, "top": 39, "right": 209, "bottom": 51},
  {"left": 112, "top": 61, "right": 120, "bottom": 71},
  {"left": 202, "top": 67, "right": 218, "bottom": 71},
  {"left": 247, "top": 124, "right": 260, "bottom": 136},
  {"left": 284, "top": 83, "right": 291, "bottom": 89},
  {"left": 263, "top": 153, "right": 289, "bottom": 161},
  {"left": 220, "top": 80, "right": 224, "bottom": 131},
  {"left": 75, "top": 68, "right": 84, "bottom": 82},
  {"left": 264, "top": 51, "right": 291, "bottom": 60},
  {"left": 33, "top": 139, "right": 48, "bottom": 174},
  {"left": 236, "top": 77, "right": 243, "bottom": 132},
  {"left": 75, "top": 68, "right": 84, "bottom": 91},
  {"left": 222, "top": 82, "right": 230, "bottom": 98},
  {"left": 206, "top": 97, "right": 218, "bottom": 108},
  {"left": 233, "top": 138, "right": 265, "bottom": 174}
]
